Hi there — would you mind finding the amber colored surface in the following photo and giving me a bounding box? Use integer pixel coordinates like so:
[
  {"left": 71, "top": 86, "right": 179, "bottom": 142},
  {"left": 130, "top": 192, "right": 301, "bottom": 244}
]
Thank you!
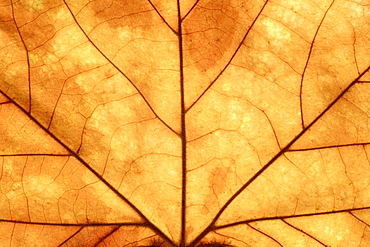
[{"left": 1, "top": 0, "right": 370, "bottom": 246}]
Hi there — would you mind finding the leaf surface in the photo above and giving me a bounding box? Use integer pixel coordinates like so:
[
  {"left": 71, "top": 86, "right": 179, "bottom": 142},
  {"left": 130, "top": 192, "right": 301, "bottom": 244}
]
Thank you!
[{"left": 1, "top": 0, "right": 370, "bottom": 246}]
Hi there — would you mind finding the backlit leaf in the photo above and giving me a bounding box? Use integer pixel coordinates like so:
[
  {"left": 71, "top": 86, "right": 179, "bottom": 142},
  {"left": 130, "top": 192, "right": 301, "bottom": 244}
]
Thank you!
[{"left": 1, "top": 0, "right": 370, "bottom": 246}]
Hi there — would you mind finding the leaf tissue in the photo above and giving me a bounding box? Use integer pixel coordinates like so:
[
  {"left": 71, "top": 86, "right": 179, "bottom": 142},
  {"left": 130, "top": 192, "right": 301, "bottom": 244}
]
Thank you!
[{"left": 1, "top": 0, "right": 370, "bottom": 246}]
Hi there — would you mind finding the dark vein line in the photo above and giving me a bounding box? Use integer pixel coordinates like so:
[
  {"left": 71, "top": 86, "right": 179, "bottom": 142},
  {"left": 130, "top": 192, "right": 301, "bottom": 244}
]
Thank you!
[
  {"left": 288, "top": 142, "right": 370, "bottom": 152},
  {"left": 262, "top": 110, "right": 282, "bottom": 149},
  {"left": 181, "top": 0, "right": 200, "bottom": 21},
  {"left": 0, "top": 101, "right": 11, "bottom": 105},
  {"left": 21, "top": 158, "right": 31, "bottom": 222},
  {"left": 246, "top": 223, "right": 283, "bottom": 247},
  {"left": 147, "top": 0, "right": 177, "bottom": 34},
  {"left": 186, "top": 0, "right": 269, "bottom": 113},
  {"left": 0, "top": 91, "right": 175, "bottom": 246},
  {"left": 10, "top": 0, "right": 31, "bottom": 113},
  {"left": 349, "top": 212, "right": 370, "bottom": 228},
  {"left": 27, "top": 23, "right": 62, "bottom": 52},
  {"left": 58, "top": 227, "right": 83, "bottom": 247},
  {"left": 0, "top": 154, "right": 72, "bottom": 157},
  {"left": 62, "top": 0, "right": 178, "bottom": 136},
  {"left": 134, "top": 235, "right": 161, "bottom": 247},
  {"left": 177, "top": 1, "right": 187, "bottom": 246},
  {"left": 300, "top": 0, "right": 335, "bottom": 128},
  {"left": 47, "top": 77, "right": 67, "bottom": 129},
  {"left": 0, "top": 158, "right": 3, "bottom": 181},
  {"left": 94, "top": 225, "right": 121, "bottom": 246},
  {"left": 281, "top": 219, "right": 326, "bottom": 246},
  {"left": 0, "top": 218, "right": 147, "bottom": 227},
  {"left": 357, "top": 81, "right": 370, "bottom": 83},
  {"left": 215, "top": 206, "right": 370, "bottom": 229},
  {"left": 10, "top": 223, "right": 15, "bottom": 246},
  {"left": 353, "top": 33, "right": 360, "bottom": 75},
  {"left": 189, "top": 66, "right": 370, "bottom": 246},
  {"left": 19, "top": 4, "right": 65, "bottom": 29}
]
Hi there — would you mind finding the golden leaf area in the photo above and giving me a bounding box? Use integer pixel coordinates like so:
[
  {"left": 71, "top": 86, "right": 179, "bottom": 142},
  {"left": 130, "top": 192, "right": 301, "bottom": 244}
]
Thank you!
[{"left": 0, "top": 0, "right": 370, "bottom": 246}]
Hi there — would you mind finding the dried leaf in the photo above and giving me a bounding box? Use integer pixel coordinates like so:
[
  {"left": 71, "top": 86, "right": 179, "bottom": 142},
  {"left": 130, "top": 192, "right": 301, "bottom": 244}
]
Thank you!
[{"left": 1, "top": 0, "right": 370, "bottom": 246}]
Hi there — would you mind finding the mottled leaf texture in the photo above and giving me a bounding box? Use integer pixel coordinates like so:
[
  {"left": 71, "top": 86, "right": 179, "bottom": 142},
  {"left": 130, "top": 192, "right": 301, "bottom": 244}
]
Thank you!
[{"left": 1, "top": 0, "right": 370, "bottom": 246}]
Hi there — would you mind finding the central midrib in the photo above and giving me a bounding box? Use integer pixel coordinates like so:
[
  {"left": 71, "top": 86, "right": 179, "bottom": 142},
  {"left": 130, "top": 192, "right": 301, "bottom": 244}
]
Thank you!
[{"left": 177, "top": 1, "right": 187, "bottom": 247}]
